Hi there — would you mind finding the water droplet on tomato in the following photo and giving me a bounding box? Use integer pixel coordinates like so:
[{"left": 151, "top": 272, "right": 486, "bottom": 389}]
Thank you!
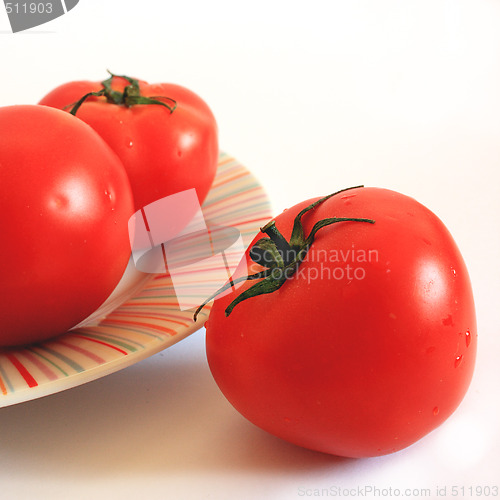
[
  {"left": 454, "top": 355, "right": 463, "bottom": 368},
  {"left": 433, "top": 406, "right": 440, "bottom": 416},
  {"left": 128, "top": 140, "right": 134, "bottom": 148},
  {"left": 442, "top": 314, "right": 454, "bottom": 326},
  {"left": 465, "top": 330, "right": 471, "bottom": 347},
  {"left": 451, "top": 267, "right": 457, "bottom": 278},
  {"left": 51, "top": 196, "right": 68, "bottom": 210},
  {"left": 340, "top": 194, "right": 356, "bottom": 205}
]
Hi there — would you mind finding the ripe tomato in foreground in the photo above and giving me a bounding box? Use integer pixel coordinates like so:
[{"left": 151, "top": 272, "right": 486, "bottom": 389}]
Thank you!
[
  {"left": 0, "top": 105, "right": 134, "bottom": 346},
  {"left": 39, "top": 72, "right": 219, "bottom": 211},
  {"left": 203, "top": 187, "right": 477, "bottom": 457}
]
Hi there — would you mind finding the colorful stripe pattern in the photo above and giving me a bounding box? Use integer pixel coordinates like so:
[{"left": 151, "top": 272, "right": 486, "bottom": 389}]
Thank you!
[{"left": 0, "top": 153, "right": 272, "bottom": 407}]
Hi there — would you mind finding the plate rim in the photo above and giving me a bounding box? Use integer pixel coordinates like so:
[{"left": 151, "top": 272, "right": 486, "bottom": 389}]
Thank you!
[{"left": 0, "top": 152, "right": 271, "bottom": 408}]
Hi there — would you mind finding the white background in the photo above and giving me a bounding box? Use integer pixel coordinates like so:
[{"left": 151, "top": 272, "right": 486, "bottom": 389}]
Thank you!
[{"left": 1, "top": 1, "right": 499, "bottom": 498}]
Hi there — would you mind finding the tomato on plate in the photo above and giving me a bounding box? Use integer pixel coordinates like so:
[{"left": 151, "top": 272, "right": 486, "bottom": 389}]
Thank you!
[
  {"left": 39, "top": 72, "right": 219, "bottom": 211},
  {"left": 202, "top": 186, "right": 477, "bottom": 457},
  {"left": 0, "top": 105, "right": 134, "bottom": 347}
]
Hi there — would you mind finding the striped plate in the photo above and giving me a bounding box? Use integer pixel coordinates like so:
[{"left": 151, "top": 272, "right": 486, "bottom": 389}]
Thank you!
[{"left": 0, "top": 153, "right": 272, "bottom": 408}]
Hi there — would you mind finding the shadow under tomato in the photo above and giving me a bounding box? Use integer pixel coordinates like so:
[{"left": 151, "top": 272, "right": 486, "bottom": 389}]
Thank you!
[{"left": 0, "top": 330, "right": 355, "bottom": 482}]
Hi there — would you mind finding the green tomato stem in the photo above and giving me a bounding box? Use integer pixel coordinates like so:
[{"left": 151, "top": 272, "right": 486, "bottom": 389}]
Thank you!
[
  {"left": 193, "top": 186, "right": 376, "bottom": 321},
  {"left": 67, "top": 71, "right": 177, "bottom": 115}
]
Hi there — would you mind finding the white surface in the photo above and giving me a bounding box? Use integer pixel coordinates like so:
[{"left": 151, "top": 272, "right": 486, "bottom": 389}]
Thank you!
[{"left": 1, "top": 1, "right": 499, "bottom": 498}]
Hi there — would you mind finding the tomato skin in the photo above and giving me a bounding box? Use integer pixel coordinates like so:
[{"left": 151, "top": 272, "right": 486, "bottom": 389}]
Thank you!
[
  {"left": 0, "top": 105, "right": 134, "bottom": 346},
  {"left": 39, "top": 78, "right": 219, "bottom": 211},
  {"left": 205, "top": 187, "right": 477, "bottom": 457}
]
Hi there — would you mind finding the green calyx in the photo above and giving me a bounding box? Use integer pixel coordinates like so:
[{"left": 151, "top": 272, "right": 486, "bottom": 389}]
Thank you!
[
  {"left": 193, "top": 186, "right": 375, "bottom": 322},
  {"left": 67, "top": 71, "right": 177, "bottom": 116}
]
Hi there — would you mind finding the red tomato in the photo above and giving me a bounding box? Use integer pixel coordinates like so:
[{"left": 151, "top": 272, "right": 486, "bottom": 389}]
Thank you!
[
  {"left": 39, "top": 73, "right": 219, "bottom": 211},
  {"left": 204, "top": 187, "right": 476, "bottom": 457},
  {"left": 0, "top": 105, "right": 134, "bottom": 346}
]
